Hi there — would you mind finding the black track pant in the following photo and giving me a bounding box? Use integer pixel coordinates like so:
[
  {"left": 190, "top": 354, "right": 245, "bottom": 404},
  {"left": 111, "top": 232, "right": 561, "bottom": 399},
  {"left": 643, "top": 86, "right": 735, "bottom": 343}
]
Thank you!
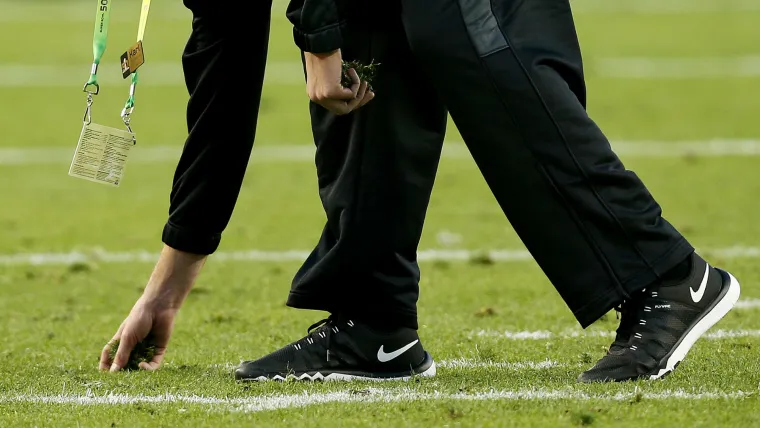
[
  {"left": 286, "top": 7, "right": 448, "bottom": 329},
  {"left": 287, "top": 0, "right": 694, "bottom": 329},
  {"left": 162, "top": 2, "right": 271, "bottom": 255}
]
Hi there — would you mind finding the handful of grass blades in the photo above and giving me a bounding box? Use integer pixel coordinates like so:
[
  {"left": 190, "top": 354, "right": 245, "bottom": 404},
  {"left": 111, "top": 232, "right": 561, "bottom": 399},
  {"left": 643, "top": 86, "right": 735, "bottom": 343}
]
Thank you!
[
  {"left": 107, "top": 339, "right": 157, "bottom": 371},
  {"left": 342, "top": 60, "right": 379, "bottom": 92}
]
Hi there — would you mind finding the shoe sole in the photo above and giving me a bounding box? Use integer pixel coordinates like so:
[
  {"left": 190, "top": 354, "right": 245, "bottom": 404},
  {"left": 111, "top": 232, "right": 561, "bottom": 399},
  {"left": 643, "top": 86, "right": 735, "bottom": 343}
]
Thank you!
[
  {"left": 649, "top": 268, "right": 740, "bottom": 380},
  {"left": 239, "top": 351, "right": 437, "bottom": 382}
]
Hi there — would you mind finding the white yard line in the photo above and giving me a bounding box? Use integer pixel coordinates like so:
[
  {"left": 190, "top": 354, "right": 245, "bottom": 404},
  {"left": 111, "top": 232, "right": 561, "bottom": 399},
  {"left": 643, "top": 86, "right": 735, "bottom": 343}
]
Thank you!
[
  {"left": 0, "top": 144, "right": 318, "bottom": 166},
  {"left": 276, "top": 0, "right": 760, "bottom": 14},
  {"left": 1, "top": 0, "right": 758, "bottom": 22},
  {"left": 475, "top": 329, "right": 760, "bottom": 340},
  {"left": 0, "top": 1, "right": 190, "bottom": 22},
  {"left": 0, "top": 388, "right": 750, "bottom": 413},
  {"left": 569, "top": 0, "right": 760, "bottom": 14},
  {"left": 208, "top": 359, "right": 565, "bottom": 371},
  {"left": 595, "top": 56, "right": 760, "bottom": 79},
  {"left": 3, "top": 246, "right": 759, "bottom": 311},
  {"left": 3, "top": 55, "right": 760, "bottom": 87},
  {"left": 0, "top": 62, "right": 303, "bottom": 87},
  {"left": 437, "top": 359, "right": 562, "bottom": 370},
  {"left": 0, "top": 246, "right": 760, "bottom": 266},
  {"left": 735, "top": 298, "right": 760, "bottom": 309},
  {"left": 3, "top": 139, "right": 760, "bottom": 166},
  {"left": 3, "top": 245, "right": 760, "bottom": 266},
  {"left": 607, "top": 139, "right": 760, "bottom": 156}
]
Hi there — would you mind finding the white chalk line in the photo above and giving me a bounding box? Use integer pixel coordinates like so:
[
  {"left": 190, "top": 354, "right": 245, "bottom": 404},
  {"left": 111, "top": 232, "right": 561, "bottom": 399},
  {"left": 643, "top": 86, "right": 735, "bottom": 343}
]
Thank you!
[
  {"left": 437, "top": 358, "right": 563, "bottom": 370},
  {"left": 735, "top": 298, "right": 760, "bottom": 309},
  {"left": 1, "top": 0, "right": 758, "bottom": 22},
  {"left": 595, "top": 56, "right": 760, "bottom": 79},
  {"left": 570, "top": 0, "right": 760, "bottom": 14},
  {"left": 3, "top": 246, "right": 759, "bottom": 310},
  {"left": 475, "top": 329, "right": 760, "bottom": 340},
  {"left": 288, "top": 0, "right": 760, "bottom": 15},
  {"left": 3, "top": 55, "right": 760, "bottom": 87},
  {"left": 208, "top": 359, "right": 565, "bottom": 372},
  {"left": 0, "top": 62, "right": 303, "bottom": 87},
  {"left": 0, "top": 1, "right": 191, "bottom": 22},
  {"left": 0, "top": 388, "right": 751, "bottom": 413},
  {"left": 3, "top": 139, "right": 760, "bottom": 167},
  {"left": 3, "top": 245, "right": 760, "bottom": 266}
]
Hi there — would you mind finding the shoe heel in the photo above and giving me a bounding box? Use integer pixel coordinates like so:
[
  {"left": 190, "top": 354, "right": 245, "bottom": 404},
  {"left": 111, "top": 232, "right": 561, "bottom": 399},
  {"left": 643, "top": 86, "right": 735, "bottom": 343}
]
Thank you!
[{"left": 651, "top": 269, "right": 740, "bottom": 379}]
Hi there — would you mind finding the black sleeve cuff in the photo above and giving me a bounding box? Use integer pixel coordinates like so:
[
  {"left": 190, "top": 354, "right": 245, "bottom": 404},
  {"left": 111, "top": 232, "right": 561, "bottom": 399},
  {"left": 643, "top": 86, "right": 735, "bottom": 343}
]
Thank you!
[
  {"left": 293, "top": 23, "right": 344, "bottom": 53},
  {"left": 162, "top": 222, "right": 222, "bottom": 255}
]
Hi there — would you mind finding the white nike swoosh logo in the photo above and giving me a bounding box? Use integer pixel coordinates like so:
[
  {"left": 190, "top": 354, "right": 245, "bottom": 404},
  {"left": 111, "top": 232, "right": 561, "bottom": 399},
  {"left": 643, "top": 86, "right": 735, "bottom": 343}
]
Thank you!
[
  {"left": 690, "top": 264, "right": 710, "bottom": 303},
  {"left": 377, "top": 340, "right": 419, "bottom": 363}
]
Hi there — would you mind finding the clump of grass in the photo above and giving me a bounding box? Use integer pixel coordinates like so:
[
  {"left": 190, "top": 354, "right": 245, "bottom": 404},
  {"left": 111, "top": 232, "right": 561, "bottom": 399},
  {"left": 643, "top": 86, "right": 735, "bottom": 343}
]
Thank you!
[
  {"left": 342, "top": 60, "right": 380, "bottom": 92},
  {"left": 68, "top": 261, "right": 94, "bottom": 273},
  {"left": 469, "top": 251, "right": 495, "bottom": 266},
  {"left": 474, "top": 307, "right": 497, "bottom": 317},
  {"left": 447, "top": 407, "right": 464, "bottom": 419},
  {"left": 572, "top": 410, "right": 596, "bottom": 426},
  {"left": 107, "top": 339, "right": 156, "bottom": 371},
  {"left": 473, "top": 344, "right": 499, "bottom": 362}
]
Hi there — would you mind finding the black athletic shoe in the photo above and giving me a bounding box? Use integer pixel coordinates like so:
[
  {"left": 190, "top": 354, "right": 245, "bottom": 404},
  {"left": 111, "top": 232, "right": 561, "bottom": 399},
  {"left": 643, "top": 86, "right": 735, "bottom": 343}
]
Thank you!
[
  {"left": 234, "top": 315, "right": 436, "bottom": 381},
  {"left": 579, "top": 253, "right": 740, "bottom": 383}
]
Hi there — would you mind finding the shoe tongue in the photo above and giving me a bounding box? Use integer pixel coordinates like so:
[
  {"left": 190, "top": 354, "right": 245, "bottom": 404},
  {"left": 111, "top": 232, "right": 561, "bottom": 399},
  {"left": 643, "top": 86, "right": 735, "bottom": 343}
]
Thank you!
[
  {"left": 608, "top": 346, "right": 627, "bottom": 356},
  {"left": 307, "top": 317, "right": 337, "bottom": 333},
  {"left": 621, "top": 290, "right": 645, "bottom": 311}
]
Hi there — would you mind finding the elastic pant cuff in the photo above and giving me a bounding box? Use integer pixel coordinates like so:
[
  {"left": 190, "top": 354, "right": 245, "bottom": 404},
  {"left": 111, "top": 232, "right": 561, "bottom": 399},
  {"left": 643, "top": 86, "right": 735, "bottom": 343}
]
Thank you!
[
  {"left": 161, "top": 222, "right": 221, "bottom": 255},
  {"left": 286, "top": 291, "right": 419, "bottom": 330},
  {"left": 574, "top": 240, "right": 695, "bottom": 328}
]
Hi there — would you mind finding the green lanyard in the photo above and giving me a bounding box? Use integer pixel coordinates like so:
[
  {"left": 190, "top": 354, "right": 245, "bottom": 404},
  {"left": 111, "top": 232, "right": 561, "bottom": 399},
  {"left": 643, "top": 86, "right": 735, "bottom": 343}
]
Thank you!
[
  {"left": 81, "top": 0, "right": 151, "bottom": 142},
  {"left": 82, "top": 0, "right": 112, "bottom": 125},
  {"left": 121, "top": 0, "right": 152, "bottom": 136}
]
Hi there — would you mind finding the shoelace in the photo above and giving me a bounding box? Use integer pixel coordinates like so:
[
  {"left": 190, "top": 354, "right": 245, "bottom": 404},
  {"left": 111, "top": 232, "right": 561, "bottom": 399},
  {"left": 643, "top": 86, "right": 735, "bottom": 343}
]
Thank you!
[
  {"left": 297, "top": 315, "right": 355, "bottom": 361},
  {"left": 627, "top": 289, "right": 659, "bottom": 352},
  {"left": 611, "top": 288, "right": 649, "bottom": 348}
]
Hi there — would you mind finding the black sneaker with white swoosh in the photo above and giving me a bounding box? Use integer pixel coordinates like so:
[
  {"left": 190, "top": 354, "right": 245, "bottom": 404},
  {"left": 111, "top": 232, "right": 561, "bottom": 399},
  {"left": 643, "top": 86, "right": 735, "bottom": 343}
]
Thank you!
[
  {"left": 234, "top": 315, "right": 436, "bottom": 381},
  {"left": 578, "top": 252, "right": 741, "bottom": 382}
]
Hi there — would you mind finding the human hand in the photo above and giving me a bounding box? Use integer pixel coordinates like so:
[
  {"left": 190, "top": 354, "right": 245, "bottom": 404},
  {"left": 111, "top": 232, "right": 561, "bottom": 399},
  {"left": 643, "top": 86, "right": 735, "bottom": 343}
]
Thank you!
[
  {"left": 99, "top": 297, "right": 177, "bottom": 371},
  {"left": 305, "top": 49, "right": 374, "bottom": 115},
  {"left": 98, "top": 245, "right": 205, "bottom": 372}
]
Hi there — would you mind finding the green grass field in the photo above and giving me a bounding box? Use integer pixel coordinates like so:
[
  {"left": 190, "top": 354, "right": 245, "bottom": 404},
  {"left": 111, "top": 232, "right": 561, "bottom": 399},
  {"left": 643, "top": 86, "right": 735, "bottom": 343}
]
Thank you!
[{"left": 1, "top": 0, "right": 760, "bottom": 426}]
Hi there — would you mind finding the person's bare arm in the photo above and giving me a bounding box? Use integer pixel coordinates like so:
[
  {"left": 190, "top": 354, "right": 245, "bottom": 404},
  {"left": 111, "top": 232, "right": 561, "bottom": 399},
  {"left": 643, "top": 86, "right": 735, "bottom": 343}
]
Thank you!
[{"left": 99, "top": 245, "right": 206, "bottom": 372}]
